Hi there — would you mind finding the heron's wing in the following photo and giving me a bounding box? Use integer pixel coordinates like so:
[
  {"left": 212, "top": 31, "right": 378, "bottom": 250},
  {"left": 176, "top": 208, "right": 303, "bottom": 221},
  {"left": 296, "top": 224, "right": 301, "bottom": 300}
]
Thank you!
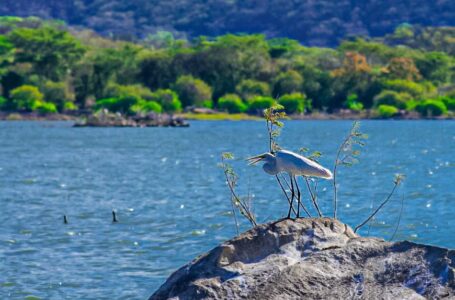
[{"left": 276, "top": 150, "right": 333, "bottom": 179}]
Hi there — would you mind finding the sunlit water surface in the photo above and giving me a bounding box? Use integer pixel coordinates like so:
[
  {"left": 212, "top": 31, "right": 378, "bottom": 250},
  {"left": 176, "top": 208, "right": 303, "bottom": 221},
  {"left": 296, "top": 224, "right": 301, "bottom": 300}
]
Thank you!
[{"left": 0, "top": 120, "right": 454, "bottom": 299}]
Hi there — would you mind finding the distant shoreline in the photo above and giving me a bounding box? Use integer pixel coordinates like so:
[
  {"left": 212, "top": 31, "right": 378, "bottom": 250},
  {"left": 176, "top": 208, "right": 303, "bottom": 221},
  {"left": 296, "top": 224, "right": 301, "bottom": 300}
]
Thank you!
[{"left": 0, "top": 111, "right": 453, "bottom": 123}]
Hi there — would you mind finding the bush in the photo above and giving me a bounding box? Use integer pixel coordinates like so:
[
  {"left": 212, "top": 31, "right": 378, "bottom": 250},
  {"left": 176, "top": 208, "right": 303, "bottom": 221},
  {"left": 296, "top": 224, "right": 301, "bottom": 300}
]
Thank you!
[
  {"left": 42, "top": 81, "right": 74, "bottom": 111},
  {"left": 405, "top": 99, "right": 418, "bottom": 111},
  {"left": 415, "top": 100, "right": 447, "bottom": 117},
  {"left": 37, "top": 102, "right": 58, "bottom": 114},
  {"left": 134, "top": 101, "right": 162, "bottom": 113},
  {"left": 278, "top": 93, "right": 306, "bottom": 114},
  {"left": 235, "top": 80, "right": 270, "bottom": 100},
  {"left": 344, "top": 94, "right": 364, "bottom": 111},
  {"left": 150, "top": 89, "right": 182, "bottom": 113},
  {"left": 95, "top": 95, "right": 141, "bottom": 114},
  {"left": 63, "top": 101, "right": 78, "bottom": 111},
  {"left": 373, "top": 90, "right": 411, "bottom": 109},
  {"left": 201, "top": 100, "right": 213, "bottom": 109},
  {"left": 10, "top": 85, "right": 44, "bottom": 111},
  {"left": 173, "top": 75, "right": 212, "bottom": 107},
  {"left": 247, "top": 96, "right": 275, "bottom": 114},
  {"left": 104, "top": 84, "right": 154, "bottom": 101},
  {"left": 0, "top": 96, "right": 6, "bottom": 109},
  {"left": 378, "top": 105, "right": 399, "bottom": 118},
  {"left": 382, "top": 79, "right": 428, "bottom": 99},
  {"left": 217, "top": 94, "right": 247, "bottom": 113},
  {"left": 437, "top": 96, "right": 455, "bottom": 111}
]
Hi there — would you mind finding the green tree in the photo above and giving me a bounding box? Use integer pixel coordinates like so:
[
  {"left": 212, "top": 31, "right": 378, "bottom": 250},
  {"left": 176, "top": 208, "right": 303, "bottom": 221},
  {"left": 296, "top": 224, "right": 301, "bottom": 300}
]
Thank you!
[
  {"left": 173, "top": 75, "right": 212, "bottom": 107},
  {"left": 273, "top": 70, "right": 303, "bottom": 97},
  {"left": 383, "top": 57, "right": 421, "bottom": 81},
  {"left": 187, "top": 35, "right": 272, "bottom": 99},
  {"left": 8, "top": 26, "right": 85, "bottom": 80},
  {"left": 415, "top": 52, "right": 453, "bottom": 84},
  {"left": 235, "top": 79, "right": 270, "bottom": 100},
  {"left": 137, "top": 50, "right": 176, "bottom": 90},
  {"left": 42, "top": 81, "right": 75, "bottom": 111},
  {"left": 0, "top": 35, "right": 14, "bottom": 76}
]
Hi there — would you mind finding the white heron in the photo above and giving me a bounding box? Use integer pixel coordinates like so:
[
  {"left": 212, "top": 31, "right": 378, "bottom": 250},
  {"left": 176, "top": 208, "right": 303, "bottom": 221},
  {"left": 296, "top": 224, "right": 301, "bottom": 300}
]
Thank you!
[{"left": 247, "top": 149, "right": 333, "bottom": 218}]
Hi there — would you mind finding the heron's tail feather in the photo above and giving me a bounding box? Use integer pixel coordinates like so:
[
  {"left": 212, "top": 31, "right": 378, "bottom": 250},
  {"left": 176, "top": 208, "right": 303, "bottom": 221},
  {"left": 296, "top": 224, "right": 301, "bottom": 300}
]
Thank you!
[{"left": 319, "top": 168, "right": 333, "bottom": 180}]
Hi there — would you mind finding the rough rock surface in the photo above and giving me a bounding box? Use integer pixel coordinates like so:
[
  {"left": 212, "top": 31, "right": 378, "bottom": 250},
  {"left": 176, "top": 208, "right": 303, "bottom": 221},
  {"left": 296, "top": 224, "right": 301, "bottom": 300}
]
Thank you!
[{"left": 150, "top": 218, "right": 455, "bottom": 300}]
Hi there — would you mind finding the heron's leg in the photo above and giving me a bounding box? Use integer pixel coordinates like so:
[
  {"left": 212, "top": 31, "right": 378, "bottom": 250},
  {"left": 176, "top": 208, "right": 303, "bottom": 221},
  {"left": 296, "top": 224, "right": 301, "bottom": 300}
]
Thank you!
[
  {"left": 296, "top": 176, "right": 312, "bottom": 218},
  {"left": 287, "top": 174, "right": 295, "bottom": 219},
  {"left": 276, "top": 175, "right": 297, "bottom": 216},
  {"left": 294, "top": 176, "right": 301, "bottom": 218}
]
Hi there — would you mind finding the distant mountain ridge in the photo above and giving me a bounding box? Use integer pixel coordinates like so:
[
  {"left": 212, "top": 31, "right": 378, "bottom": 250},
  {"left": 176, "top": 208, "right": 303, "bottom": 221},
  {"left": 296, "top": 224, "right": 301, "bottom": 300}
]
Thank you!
[{"left": 0, "top": 0, "right": 454, "bottom": 46}]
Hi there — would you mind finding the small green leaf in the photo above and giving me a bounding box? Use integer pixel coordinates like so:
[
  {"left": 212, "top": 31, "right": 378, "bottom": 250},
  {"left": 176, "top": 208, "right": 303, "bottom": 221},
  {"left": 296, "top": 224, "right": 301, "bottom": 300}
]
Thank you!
[
  {"left": 299, "top": 147, "right": 309, "bottom": 153},
  {"left": 222, "top": 152, "right": 234, "bottom": 160},
  {"left": 352, "top": 150, "right": 361, "bottom": 156},
  {"left": 310, "top": 151, "right": 322, "bottom": 157}
]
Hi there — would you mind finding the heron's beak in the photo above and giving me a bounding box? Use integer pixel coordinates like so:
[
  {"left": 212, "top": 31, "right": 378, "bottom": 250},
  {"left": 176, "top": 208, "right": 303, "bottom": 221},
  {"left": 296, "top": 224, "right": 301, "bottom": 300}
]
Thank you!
[{"left": 246, "top": 153, "right": 266, "bottom": 165}]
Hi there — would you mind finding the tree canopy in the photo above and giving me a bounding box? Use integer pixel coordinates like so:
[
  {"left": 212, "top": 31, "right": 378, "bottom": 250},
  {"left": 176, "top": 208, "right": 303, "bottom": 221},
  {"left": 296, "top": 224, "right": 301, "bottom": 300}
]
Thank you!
[{"left": 0, "top": 17, "right": 453, "bottom": 118}]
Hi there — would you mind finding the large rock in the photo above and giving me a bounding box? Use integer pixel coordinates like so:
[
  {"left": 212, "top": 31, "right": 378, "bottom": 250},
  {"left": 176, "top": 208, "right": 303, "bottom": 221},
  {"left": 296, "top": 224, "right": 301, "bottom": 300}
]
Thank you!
[{"left": 150, "top": 218, "right": 455, "bottom": 299}]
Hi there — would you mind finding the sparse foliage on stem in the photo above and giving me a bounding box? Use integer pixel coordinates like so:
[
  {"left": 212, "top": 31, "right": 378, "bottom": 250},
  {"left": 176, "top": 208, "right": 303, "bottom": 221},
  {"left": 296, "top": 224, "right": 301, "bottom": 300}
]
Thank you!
[
  {"left": 220, "top": 152, "right": 257, "bottom": 229},
  {"left": 264, "top": 104, "right": 286, "bottom": 153},
  {"left": 333, "top": 121, "right": 368, "bottom": 219}
]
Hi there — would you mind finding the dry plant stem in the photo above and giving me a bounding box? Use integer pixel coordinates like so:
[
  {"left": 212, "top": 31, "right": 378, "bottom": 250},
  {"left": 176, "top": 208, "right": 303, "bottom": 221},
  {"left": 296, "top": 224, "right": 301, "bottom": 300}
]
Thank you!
[
  {"left": 223, "top": 169, "right": 257, "bottom": 227},
  {"left": 230, "top": 198, "right": 240, "bottom": 235},
  {"left": 390, "top": 194, "right": 405, "bottom": 241},
  {"left": 354, "top": 183, "right": 399, "bottom": 233},
  {"left": 367, "top": 194, "right": 375, "bottom": 236},
  {"left": 267, "top": 120, "right": 273, "bottom": 152},
  {"left": 304, "top": 177, "right": 323, "bottom": 217},
  {"left": 332, "top": 135, "right": 350, "bottom": 219}
]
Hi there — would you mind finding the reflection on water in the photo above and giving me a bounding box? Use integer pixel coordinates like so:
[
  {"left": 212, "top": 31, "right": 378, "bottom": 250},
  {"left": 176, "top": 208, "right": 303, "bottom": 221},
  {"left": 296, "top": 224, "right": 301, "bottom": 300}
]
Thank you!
[{"left": 0, "top": 120, "right": 454, "bottom": 299}]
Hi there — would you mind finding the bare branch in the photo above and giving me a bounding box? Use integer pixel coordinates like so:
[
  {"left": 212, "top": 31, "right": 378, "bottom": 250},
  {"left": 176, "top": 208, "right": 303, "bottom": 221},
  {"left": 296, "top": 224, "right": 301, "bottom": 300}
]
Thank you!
[
  {"left": 389, "top": 194, "right": 405, "bottom": 241},
  {"left": 354, "top": 174, "right": 404, "bottom": 233}
]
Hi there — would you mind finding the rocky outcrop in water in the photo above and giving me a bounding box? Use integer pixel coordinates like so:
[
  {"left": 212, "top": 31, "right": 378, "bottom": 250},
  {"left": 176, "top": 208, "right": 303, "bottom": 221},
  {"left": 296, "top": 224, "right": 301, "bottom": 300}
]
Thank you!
[
  {"left": 150, "top": 218, "right": 455, "bottom": 300},
  {"left": 74, "top": 110, "right": 189, "bottom": 127}
]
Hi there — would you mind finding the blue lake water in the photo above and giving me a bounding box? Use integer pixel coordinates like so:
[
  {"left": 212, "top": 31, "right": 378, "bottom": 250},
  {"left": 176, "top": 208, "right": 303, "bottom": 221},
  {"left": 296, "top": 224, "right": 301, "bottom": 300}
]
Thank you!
[{"left": 0, "top": 120, "right": 454, "bottom": 299}]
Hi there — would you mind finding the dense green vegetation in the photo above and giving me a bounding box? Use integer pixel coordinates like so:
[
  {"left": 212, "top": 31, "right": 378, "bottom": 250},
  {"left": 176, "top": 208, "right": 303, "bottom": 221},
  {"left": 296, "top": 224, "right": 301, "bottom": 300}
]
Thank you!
[
  {"left": 1, "top": 0, "right": 454, "bottom": 47},
  {"left": 0, "top": 17, "right": 454, "bottom": 118}
]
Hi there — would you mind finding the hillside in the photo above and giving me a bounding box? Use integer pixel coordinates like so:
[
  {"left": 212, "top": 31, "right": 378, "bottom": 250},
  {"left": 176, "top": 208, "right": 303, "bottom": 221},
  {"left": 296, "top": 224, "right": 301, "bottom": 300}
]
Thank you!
[
  {"left": 0, "top": 0, "right": 454, "bottom": 46},
  {"left": 0, "top": 16, "right": 454, "bottom": 120}
]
